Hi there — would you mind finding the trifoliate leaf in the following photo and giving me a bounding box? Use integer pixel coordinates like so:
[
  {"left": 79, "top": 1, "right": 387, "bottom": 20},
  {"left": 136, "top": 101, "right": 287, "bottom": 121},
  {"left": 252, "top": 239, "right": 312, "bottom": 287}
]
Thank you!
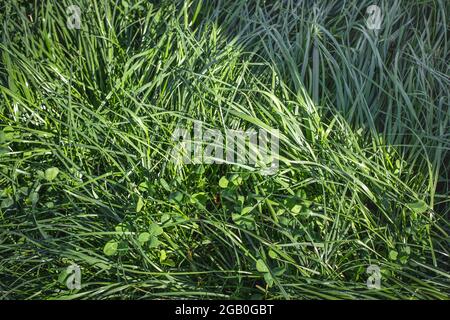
[
  {"left": 115, "top": 223, "right": 129, "bottom": 233},
  {"left": 163, "top": 259, "right": 175, "bottom": 267},
  {"left": 407, "top": 200, "right": 428, "bottom": 215},
  {"left": 268, "top": 249, "right": 278, "bottom": 259},
  {"left": 149, "top": 236, "right": 160, "bottom": 248},
  {"left": 263, "top": 272, "right": 274, "bottom": 287},
  {"left": 232, "top": 213, "right": 255, "bottom": 230},
  {"left": 291, "top": 204, "right": 302, "bottom": 214},
  {"left": 256, "top": 259, "right": 269, "bottom": 273},
  {"left": 161, "top": 213, "right": 171, "bottom": 224},
  {"left": 230, "top": 174, "right": 243, "bottom": 186},
  {"left": 103, "top": 240, "right": 118, "bottom": 256},
  {"left": 149, "top": 223, "right": 163, "bottom": 236},
  {"left": 219, "top": 176, "right": 229, "bottom": 188},
  {"left": 273, "top": 266, "right": 286, "bottom": 276},
  {"left": 138, "top": 232, "right": 151, "bottom": 244},
  {"left": 29, "top": 191, "right": 39, "bottom": 205},
  {"left": 169, "top": 191, "right": 183, "bottom": 203},
  {"left": 191, "top": 193, "right": 207, "bottom": 206},
  {"left": 1, "top": 197, "right": 13, "bottom": 208},
  {"left": 403, "top": 246, "right": 411, "bottom": 255},
  {"left": 45, "top": 167, "right": 60, "bottom": 182},
  {"left": 389, "top": 250, "right": 398, "bottom": 260}
]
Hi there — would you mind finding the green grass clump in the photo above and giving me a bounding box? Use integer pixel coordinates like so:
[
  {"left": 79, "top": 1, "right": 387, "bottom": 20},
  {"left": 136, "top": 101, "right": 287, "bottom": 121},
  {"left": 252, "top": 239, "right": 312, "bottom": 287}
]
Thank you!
[{"left": 0, "top": 0, "right": 449, "bottom": 299}]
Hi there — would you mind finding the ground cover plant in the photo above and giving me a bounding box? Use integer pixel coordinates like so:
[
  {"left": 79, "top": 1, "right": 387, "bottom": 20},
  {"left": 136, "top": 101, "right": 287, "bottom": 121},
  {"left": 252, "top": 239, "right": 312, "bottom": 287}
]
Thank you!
[{"left": 0, "top": 0, "right": 449, "bottom": 299}]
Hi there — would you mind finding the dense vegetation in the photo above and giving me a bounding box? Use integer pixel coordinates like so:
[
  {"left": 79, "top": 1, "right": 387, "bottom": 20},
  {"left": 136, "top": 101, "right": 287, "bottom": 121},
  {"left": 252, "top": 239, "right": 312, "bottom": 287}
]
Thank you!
[{"left": 0, "top": 0, "right": 449, "bottom": 299}]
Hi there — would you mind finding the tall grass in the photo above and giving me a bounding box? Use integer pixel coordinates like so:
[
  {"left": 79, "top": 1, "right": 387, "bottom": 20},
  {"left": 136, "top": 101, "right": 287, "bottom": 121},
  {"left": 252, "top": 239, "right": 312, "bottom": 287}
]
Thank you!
[{"left": 0, "top": 0, "right": 448, "bottom": 299}]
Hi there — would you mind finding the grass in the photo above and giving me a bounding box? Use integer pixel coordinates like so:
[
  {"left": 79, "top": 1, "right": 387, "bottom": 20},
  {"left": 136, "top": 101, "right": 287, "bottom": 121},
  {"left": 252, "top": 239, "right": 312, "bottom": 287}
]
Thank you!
[{"left": 0, "top": 0, "right": 449, "bottom": 299}]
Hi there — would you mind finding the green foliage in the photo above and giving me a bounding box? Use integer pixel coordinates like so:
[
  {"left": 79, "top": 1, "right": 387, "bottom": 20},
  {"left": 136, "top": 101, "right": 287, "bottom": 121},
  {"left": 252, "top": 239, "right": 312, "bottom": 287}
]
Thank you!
[
  {"left": 219, "top": 176, "right": 229, "bottom": 189},
  {"left": 103, "top": 241, "right": 119, "bottom": 256},
  {"left": 44, "top": 167, "right": 60, "bottom": 182},
  {"left": 0, "top": 0, "right": 448, "bottom": 300}
]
